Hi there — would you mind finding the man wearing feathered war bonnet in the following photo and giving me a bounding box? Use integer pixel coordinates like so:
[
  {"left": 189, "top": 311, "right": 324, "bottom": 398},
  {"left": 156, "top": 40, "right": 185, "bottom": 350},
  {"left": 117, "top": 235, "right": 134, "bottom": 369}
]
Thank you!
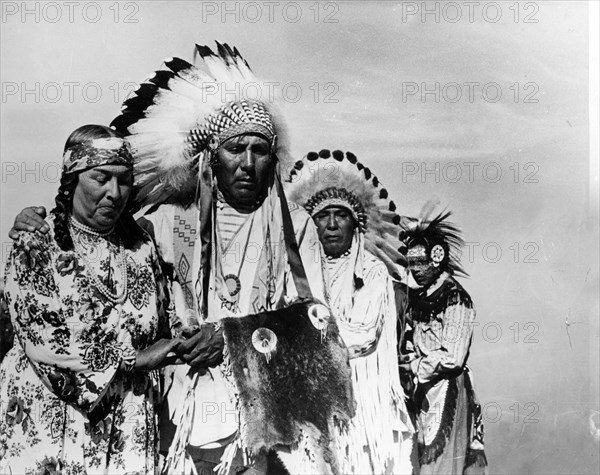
[
  {"left": 286, "top": 149, "right": 416, "bottom": 474},
  {"left": 109, "top": 43, "right": 353, "bottom": 475}
]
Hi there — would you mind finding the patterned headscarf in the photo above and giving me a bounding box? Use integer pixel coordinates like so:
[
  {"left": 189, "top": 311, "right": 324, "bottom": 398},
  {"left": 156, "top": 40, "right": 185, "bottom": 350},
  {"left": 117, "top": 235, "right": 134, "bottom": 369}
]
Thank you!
[{"left": 62, "top": 137, "right": 133, "bottom": 175}]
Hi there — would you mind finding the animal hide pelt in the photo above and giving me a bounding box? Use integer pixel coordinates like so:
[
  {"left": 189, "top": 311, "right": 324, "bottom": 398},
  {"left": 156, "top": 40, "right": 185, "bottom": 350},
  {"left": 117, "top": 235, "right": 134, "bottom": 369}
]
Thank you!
[{"left": 221, "top": 299, "right": 354, "bottom": 470}]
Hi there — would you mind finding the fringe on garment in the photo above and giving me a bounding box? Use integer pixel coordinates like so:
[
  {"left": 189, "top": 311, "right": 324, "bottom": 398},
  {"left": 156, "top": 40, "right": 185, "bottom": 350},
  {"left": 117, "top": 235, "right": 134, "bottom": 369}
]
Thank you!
[
  {"left": 334, "top": 289, "right": 413, "bottom": 475},
  {"left": 465, "top": 449, "right": 488, "bottom": 470},
  {"left": 464, "top": 368, "right": 488, "bottom": 471},
  {"left": 161, "top": 371, "right": 201, "bottom": 475},
  {"left": 418, "top": 377, "right": 459, "bottom": 465}
]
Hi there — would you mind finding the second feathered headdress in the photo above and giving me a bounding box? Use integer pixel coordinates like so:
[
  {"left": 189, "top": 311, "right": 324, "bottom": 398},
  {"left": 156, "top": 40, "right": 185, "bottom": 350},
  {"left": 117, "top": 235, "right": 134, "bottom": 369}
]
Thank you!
[{"left": 284, "top": 149, "right": 417, "bottom": 278}]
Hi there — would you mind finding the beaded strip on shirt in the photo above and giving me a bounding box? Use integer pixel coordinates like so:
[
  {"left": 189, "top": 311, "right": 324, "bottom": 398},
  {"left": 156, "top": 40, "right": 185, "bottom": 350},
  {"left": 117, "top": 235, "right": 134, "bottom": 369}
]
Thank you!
[{"left": 69, "top": 217, "right": 129, "bottom": 304}]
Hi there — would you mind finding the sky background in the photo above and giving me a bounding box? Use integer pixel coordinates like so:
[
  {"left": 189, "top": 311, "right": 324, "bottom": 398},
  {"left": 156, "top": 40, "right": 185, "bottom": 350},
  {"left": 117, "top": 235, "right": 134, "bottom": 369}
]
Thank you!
[{"left": 1, "top": 1, "right": 598, "bottom": 473}]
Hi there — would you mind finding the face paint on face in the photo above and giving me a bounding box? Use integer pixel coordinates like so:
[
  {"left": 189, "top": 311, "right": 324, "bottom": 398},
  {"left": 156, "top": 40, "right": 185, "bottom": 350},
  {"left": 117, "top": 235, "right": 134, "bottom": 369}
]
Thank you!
[
  {"left": 71, "top": 164, "right": 133, "bottom": 231},
  {"left": 313, "top": 205, "right": 356, "bottom": 258},
  {"left": 213, "top": 134, "right": 273, "bottom": 210},
  {"left": 407, "top": 243, "right": 442, "bottom": 287}
]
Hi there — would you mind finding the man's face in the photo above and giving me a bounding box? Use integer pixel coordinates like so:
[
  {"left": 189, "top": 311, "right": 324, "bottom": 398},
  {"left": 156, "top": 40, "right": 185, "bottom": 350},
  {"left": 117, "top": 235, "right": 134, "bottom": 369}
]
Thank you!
[
  {"left": 213, "top": 134, "right": 272, "bottom": 209},
  {"left": 407, "top": 243, "right": 442, "bottom": 287},
  {"left": 313, "top": 205, "right": 356, "bottom": 258}
]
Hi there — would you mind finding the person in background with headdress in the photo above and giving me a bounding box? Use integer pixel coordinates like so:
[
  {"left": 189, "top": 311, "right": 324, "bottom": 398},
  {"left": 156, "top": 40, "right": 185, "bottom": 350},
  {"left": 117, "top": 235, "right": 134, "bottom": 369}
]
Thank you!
[
  {"left": 286, "top": 149, "right": 416, "bottom": 474},
  {"left": 399, "top": 211, "right": 487, "bottom": 474},
  {"left": 0, "top": 125, "right": 183, "bottom": 474}
]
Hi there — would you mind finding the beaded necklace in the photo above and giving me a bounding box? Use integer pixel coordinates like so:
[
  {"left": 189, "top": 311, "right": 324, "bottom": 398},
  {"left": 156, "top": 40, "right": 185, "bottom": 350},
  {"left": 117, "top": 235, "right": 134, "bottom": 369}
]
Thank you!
[
  {"left": 69, "top": 217, "right": 128, "bottom": 304},
  {"left": 325, "top": 248, "right": 352, "bottom": 262}
]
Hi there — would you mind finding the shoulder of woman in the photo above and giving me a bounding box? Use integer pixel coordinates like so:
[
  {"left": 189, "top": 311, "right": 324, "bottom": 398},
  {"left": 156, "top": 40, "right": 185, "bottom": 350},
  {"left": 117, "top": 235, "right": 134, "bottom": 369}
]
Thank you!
[{"left": 13, "top": 220, "right": 56, "bottom": 252}]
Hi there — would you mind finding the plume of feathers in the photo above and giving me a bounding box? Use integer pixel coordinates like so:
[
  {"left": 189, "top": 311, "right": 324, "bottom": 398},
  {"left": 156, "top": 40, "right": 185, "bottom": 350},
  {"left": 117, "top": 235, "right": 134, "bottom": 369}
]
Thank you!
[
  {"left": 110, "top": 42, "right": 290, "bottom": 211},
  {"left": 284, "top": 149, "right": 417, "bottom": 278},
  {"left": 400, "top": 202, "right": 468, "bottom": 277}
]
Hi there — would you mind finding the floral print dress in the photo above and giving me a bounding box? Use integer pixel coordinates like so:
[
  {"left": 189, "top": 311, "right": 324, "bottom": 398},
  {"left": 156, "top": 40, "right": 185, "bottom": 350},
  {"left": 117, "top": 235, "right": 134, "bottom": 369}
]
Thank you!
[{"left": 0, "top": 217, "right": 173, "bottom": 475}]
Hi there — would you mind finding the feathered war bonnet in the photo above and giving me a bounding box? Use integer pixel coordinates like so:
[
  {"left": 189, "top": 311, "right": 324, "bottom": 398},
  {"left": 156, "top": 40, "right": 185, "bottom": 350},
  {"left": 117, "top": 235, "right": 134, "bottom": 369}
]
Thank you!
[
  {"left": 399, "top": 205, "right": 468, "bottom": 277},
  {"left": 285, "top": 149, "right": 416, "bottom": 280},
  {"left": 110, "top": 41, "right": 290, "bottom": 210}
]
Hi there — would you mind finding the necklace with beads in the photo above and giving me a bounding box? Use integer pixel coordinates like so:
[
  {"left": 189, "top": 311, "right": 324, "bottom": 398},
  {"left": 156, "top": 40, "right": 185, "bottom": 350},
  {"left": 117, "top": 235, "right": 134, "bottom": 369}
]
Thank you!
[
  {"left": 69, "top": 217, "right": 128, "bottom": 304},
  {"left": 325, "top": 248, "right": 352, "bottom": 262},
  {"left": 69, "top": 217, "right": 114, "bottom": 237}
]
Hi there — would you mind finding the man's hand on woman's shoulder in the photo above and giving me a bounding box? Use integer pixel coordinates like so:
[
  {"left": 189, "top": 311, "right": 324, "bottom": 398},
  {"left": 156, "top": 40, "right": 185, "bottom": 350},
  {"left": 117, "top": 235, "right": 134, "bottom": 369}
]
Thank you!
[{"left": 9, "top": 206, "right": 49, "bottom": 239}]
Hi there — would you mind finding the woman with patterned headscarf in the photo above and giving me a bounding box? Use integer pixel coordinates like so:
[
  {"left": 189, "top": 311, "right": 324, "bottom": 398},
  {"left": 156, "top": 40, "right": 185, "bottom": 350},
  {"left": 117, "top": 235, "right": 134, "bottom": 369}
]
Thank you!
[{"left": 0, "top": 125, "right": 183, "bottom": 474}]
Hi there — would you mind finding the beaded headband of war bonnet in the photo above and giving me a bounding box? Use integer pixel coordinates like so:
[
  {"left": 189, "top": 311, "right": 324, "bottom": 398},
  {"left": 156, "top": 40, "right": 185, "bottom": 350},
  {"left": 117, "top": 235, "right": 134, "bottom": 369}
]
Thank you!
[{"left": 304, "top": 187, "right": 367, "bottom": 233}]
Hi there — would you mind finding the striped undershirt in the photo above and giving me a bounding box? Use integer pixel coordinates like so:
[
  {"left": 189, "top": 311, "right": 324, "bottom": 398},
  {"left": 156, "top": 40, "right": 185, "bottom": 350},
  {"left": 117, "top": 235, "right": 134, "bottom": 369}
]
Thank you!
[{"left": 216, "top": 200, "right": 253, "bottom": 249}]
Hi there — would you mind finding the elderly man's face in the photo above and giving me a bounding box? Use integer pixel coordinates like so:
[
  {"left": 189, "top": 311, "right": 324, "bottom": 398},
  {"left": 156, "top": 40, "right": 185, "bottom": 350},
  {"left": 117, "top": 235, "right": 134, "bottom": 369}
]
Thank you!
[
  {"left": 213, "top": 134, "right": 272, "bottom": 209},
  {"left": 314, "top": 206, "right": 356, "bottom": 258}
]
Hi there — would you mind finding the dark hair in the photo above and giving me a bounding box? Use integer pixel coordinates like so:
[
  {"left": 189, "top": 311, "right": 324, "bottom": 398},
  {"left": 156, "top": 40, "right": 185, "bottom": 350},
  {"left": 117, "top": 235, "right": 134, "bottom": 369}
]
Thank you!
[{"left": 52, "top": 125, "right": 143, "bottom": 251}]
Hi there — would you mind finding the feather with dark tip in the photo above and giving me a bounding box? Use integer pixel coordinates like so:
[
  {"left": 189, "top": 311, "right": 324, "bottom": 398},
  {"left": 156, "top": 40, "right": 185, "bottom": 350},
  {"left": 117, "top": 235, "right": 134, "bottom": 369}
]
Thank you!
[
  {"left": 195, "top": 43, "right": 216, "bottom": 59},
  {"left": 121, "top": 90, "right": 158, "bottom": 114},
  {"left": 165, "top": 57, "right": 195, "bottom": 74},
  {"left": 146, "top": 70, "right": 177, "bottom": 89},
  {"left": 128, "top": 83, "right": 159, "bottom": 100},
  {"left": 346, "top": 152, "right": 357, "bottom": 164},
  {"left": 216, "top": 42, "right": 231, "bottom": 65},
  {"left": 110, "top": 114, "right": 135, "bottom": 135}
]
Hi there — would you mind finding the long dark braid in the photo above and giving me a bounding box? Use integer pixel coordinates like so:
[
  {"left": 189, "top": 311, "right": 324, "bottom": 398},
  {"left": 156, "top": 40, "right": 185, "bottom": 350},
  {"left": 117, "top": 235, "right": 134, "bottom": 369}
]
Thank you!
[{"left": 52, "top": 173, "right": 78, "bottom": 251}]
